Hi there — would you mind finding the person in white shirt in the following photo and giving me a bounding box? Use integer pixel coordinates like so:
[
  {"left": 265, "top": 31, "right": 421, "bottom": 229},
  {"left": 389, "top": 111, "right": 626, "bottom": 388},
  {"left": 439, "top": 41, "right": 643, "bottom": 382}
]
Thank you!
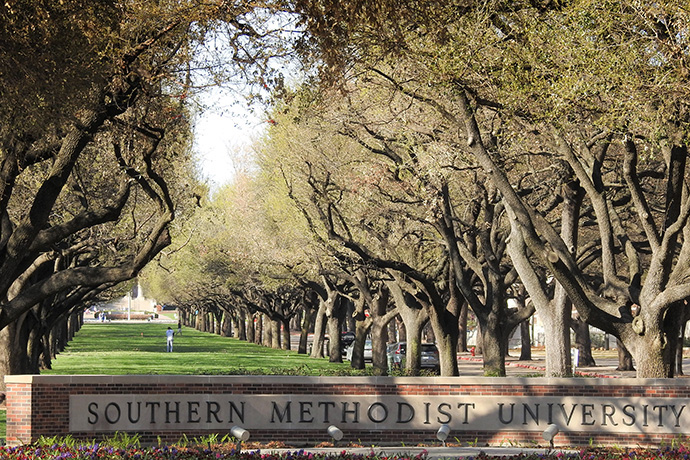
[{"left": 166, "top": 327, "right": 174, "bottom": 352}]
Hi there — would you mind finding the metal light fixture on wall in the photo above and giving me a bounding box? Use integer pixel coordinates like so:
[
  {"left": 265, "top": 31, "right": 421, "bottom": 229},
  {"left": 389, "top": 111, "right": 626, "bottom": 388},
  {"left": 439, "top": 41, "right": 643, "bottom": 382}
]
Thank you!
[
  {"left": 327, "top": 425, "right": 344, "bottom": 444},
  {"left": 230, "top": 425, "right": 250, "bottom": 450},
  {"left": 436, "top": 424, "right": 451, "bottom": 446},
  {"left": 542, "top": 424, "right": 559, "bottom": 451}
]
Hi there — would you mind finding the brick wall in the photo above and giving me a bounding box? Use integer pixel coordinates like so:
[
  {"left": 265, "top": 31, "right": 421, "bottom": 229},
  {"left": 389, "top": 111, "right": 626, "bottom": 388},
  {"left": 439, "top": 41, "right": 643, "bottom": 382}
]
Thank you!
[{"left": 5, "top": 375, "right": 690, "bottom": 447}]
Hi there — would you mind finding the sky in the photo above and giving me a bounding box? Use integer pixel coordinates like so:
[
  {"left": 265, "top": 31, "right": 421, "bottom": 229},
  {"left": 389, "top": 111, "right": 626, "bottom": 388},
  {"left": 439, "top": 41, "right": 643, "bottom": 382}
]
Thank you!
[
  {"left": 192, "top": 88, "right": 266, "bottom": 188},
  {"left": 189, "top": 14, "right": 301, "bottom": 189}
]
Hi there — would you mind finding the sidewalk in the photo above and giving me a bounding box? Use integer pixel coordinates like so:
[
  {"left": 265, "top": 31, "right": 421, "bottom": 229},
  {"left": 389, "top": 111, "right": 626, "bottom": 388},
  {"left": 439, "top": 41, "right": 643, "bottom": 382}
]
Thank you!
[
  {"left": 252, "top": 445, "right": 578, "bottom": 459},
  {"left": 457, "top": 351, "right": 639, "bottom": 378}
]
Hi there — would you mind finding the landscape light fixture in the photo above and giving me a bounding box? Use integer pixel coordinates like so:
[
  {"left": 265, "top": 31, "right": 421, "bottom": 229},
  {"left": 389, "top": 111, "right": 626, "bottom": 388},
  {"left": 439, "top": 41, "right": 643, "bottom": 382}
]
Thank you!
[
  {"left": 542, "top": 424, "right": 559, "bottom": 451},
  {"left": 436, "top": 424, "right": 451, "bottom": 446},
  {"left": 327, "top": 425, "right": 344, "bottom": 444},
  {"left": 230, "top": 425, "right": 250, "bottom": 450}
]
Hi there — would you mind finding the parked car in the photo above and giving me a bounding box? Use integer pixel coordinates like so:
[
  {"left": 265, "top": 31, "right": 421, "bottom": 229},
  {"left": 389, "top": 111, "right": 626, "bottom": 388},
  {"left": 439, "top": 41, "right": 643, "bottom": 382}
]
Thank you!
[
  {"left": 341, "top": 331, "right": 356, "bottom": 346},
  {"left": 387, "top": 342, "right": 440, "bottom": 372},
  {"left": 358, "top": 340, "right": 372, "bottom": 362},
  {"left": 345, "top": 339, "right": 372, "bottom": 362},
  {"left": 340, "top": 331, "right": 356, "bottom": 357}
]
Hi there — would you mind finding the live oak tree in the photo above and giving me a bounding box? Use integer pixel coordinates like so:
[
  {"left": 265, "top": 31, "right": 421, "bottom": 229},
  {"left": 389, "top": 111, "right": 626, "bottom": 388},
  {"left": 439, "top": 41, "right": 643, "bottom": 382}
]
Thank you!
[
  {"left": 292, "top": 0, "right": 690, "bottom": 377},
  {"left": 449, "top": 1, "right": 690, "bottom": 378},
  {"left": 0, "top": 1, "right": 189, "bottom": 381},
  {"left": 447, "top": 2, "right": 690, "bottom": 378},
  {"left": 145, "top": 169, "right": 321, "bottom": 349},
  {"left": 261, "top": 84, "right": 498, "bottom": 376},
  {"left": 0, "top": 0, "right": 292, "bottom": 384},
  {"left": 261, "top": 52, "right": 539, "bottom": 374}
]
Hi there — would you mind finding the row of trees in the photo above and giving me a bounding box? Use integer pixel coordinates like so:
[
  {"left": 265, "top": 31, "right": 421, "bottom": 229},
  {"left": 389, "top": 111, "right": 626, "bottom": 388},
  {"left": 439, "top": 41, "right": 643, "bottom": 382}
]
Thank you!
[
  {"left": 0, "top": 0, "right": 292, "bottom": 388},
  {"left": 2, "top": 0, "right": 688, "bottom": 383},
  {"left": 148, "top": 0, "right": 690, "bottom": 379}
]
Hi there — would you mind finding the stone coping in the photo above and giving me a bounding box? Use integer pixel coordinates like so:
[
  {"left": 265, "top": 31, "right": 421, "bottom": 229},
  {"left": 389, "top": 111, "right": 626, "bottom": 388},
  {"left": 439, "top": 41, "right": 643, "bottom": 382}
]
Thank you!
[{"left": 4, "top": 374, "right": 683, "bottom": 386}]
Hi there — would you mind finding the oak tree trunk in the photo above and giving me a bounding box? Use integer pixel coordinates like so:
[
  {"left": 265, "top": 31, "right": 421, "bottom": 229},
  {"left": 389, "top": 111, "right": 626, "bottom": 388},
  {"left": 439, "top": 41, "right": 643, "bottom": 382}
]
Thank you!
[
  {"left": 0, "top": 318, "right": 37, "bottom": 391},
  {"left": 519, "top": 320, "right": 532, "bottom": 361},
  {"left": 616, "top": 339, "right": 635, "bottom": 371},
  {"left": 281, "top": 317, "right": 290, "bottom": 350},
  {"left": 326, "top": 313, "right": 342, "bottom": 363},
  {"left": 310, "top": 301, "right": 327, "bottom": 358},
  {"left": 572, "top": 317, "right": 596, "bottom": 367},
  {"left": 457, "top": 300, "right": 468, "bottom": 353},
  {"left": 271, "top": 318, "right": 280, "bottom": 349},
  {"left": 299, "top": 307, "right": 315, "bottom": 355},
  {"left": 370, "top": 317, "right": 391, "bottom": 375},
  {"left": 477, "top": 312, "right": 506, "bottom": 376},
  {"left": 245, "top": 313, "right": 255, "bottom": 343}
]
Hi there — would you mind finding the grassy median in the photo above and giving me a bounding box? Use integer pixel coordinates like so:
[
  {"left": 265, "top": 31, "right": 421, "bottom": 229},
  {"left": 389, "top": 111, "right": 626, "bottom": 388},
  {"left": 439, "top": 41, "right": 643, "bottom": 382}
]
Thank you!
[
  {"left": 42, "top": 322, "right": 351, "bottom": 376},
  {"left": 0, "top": 322, "right": 350, "bottom": 442}
]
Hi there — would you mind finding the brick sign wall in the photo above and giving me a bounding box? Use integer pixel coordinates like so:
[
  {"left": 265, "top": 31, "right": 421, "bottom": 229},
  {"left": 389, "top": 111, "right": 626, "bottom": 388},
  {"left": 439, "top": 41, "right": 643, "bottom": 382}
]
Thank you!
[{"left": 5, "top": 375, "right": 690, "bottom": 447}]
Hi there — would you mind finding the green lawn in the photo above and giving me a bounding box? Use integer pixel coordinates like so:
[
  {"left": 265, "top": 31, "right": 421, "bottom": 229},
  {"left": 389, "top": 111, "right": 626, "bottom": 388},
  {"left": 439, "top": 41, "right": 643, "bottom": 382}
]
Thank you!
[
  {"left": 42, "top": 322, "right": 352, "bottom": 376},
  {"left": 0, "top": 322, "right": 351, "bottom": 443}
]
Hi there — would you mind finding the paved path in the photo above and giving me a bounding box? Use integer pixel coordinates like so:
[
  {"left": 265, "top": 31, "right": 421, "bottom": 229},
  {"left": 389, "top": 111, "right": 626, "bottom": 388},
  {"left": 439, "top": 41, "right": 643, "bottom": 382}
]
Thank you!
[
  {"left": 252, "top": 446, "right": 577, "bottom": 459},
  {"left": 459, "top": 351, "right": 690, "bottom": 378},
  {"left": 457, "top": 351, "right": 637, "bottom": 378}
]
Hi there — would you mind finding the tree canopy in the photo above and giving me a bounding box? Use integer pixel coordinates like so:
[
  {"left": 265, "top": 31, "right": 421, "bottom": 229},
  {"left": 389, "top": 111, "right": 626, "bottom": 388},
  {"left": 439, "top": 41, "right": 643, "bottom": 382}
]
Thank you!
[
  {"left": 0, "top": 0, "right": 301, "bottom": 380},
  {"left": 285, "top": 0, "right": 690, "bottom": 377},
  {"left": 6, "top": 0, "right": 690, "bottom": 380}
]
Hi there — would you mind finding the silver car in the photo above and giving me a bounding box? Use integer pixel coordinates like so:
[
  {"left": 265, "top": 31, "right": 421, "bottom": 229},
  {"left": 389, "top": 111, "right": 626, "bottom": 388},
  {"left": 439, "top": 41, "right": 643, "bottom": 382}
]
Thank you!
[
  {"left": 345, "top": 339, "right": 372, "bottom": 362},
  {"left": 387, "top": 342, "right": 439, "bottom": 372}
]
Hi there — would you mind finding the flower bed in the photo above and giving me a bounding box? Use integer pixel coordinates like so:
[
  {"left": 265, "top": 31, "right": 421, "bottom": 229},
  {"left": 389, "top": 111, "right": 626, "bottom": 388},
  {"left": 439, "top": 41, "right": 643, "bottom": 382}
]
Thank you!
[{"left": 2, "top": 440, "right": 690, "bottom": 460}]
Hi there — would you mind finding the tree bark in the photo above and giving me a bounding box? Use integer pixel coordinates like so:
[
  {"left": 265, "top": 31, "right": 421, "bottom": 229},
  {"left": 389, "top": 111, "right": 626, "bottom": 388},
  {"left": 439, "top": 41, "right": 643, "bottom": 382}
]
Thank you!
[
  {"left": 351, "top": 317, "right": 369, "bottom": 370},
  {"left": 263, "top": 315, "right": 273, "bottom": 347},
  {"left": 246, "top": 312, "right": 255, "bottom": 343},
  {"left": 386, "top": 278, "right": 428, "bottom": 374},
  {"left": 519, "top": 320, "right": 532, "bottom": 361},
  {"left": 572, "top": 316, "right": 596, "bottom": 367},
  {"left": 616, "top": 338, "right": 635, "bottom": 371},
  {"left": 255, "top": 314, "right": 263, "bottom": 345},
  {"left": 221, "top": 313, "right": 232, "bottom": 337},
  {"left": 299, "top": 306, "right": 315, "bottom": 355},
  {"left": 0, "top": 315, "right": 38, "bottom": 391},
  {"left": 458, "top": 300, "right": 468, "bottom": 353},
  {"left": 476, "top": 309, "right": 506, "bottom": 376},
  {"left": 281, "top": 317, "right": 290, "bottom": 350},
  {"left": 426, "top": 265, "right": 460, "bottom": 375},
  {"left": 323, "top": 282, "right": 346, "bottom": 362},
  {"left": 237, "top": 310, "right": 246, "bottom": 340},
  {"left": 371, "top": 316, "right": 399, "bottom": 376},
  {"left": 310, "top": 300, "right": 327, "bottom": 358},
  {"left": 271, "top": 318, "right": 281, "bottom": 349},
  {"left": 370, "top": 287, "right": 396, "bottom": 375}
]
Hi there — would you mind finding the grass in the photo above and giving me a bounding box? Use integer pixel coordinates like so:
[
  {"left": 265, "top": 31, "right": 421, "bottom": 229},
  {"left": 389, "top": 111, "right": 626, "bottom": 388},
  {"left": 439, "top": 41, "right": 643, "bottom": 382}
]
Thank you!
[
  {"left": 1, "top": 322, "right": 351, "bottom": 443},
  {"left": 42, "top": 322, "right": 352, "bottom": 376}
]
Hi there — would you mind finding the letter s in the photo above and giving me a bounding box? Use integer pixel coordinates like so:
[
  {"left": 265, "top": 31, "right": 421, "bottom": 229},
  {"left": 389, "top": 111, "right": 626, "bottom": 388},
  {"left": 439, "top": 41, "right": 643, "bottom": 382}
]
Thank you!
[
  {"left": 437, "top": 403, "right": 451, "bottom": 424},
  {"left": 88, "top": 402, "right": 99, "bottom": 424}
]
